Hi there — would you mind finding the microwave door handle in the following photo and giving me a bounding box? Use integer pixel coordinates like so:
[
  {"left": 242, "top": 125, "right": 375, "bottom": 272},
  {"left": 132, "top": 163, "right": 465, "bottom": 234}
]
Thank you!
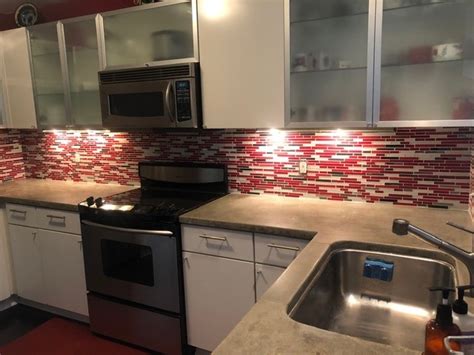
[{"left": 165, "top": 82, "right": 176, "bottom": 123}]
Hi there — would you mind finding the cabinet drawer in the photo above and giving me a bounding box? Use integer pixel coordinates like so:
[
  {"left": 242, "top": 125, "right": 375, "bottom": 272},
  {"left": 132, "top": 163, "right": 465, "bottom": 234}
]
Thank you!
[
  {"left": 6, "top": 203, "right": 37, "bottom": 227},
  {"left": 254, "top": 233, "right": 309, "bottom": 267},
  {"left": 36, "top": 208, "right": 81, "bottom": 235},
  {"left": 181, "top": 225, "right": 253, "bottom": 261}
]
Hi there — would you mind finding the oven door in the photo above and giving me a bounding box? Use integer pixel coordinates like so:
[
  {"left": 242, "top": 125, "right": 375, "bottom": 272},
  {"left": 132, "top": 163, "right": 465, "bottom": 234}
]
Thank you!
[
  {"left": 100, "top": 80, "right": 177, "bottom": 129},
  {"left": 81, "top": 220, "right": 180, "bottom": 313}
]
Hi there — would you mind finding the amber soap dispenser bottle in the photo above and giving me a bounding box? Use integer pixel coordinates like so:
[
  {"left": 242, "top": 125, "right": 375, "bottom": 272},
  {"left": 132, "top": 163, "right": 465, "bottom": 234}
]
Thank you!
[{"left": 425, "top": 288, "right": 461, "bottom": 355}]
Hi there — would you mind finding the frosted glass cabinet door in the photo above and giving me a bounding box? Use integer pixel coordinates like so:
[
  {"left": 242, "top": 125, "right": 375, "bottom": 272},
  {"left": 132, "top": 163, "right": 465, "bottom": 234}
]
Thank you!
[
  {"left": 288, "top": 0, "right": 373, "bottom": 127},
  {"left": 102, "top": 1, "right": 197, "bottom": 69},
  {"left": 63, "top": 18, "right": 101, "bottom": 127},
  {"left": 0, "top": 80, "right": 5, "bottom": 127},
  {"left": 377, "top": 0, "right": 474, "bottom": 125},
  {"left": 29, "top": 23, "right": 67, "bottom": 127}
]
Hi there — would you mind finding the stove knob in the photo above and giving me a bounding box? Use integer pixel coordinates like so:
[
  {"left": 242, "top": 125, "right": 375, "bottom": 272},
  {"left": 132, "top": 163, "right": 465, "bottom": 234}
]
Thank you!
[
  {"left": 86, "top": 196, "right": 95, "bottom": 207},
  {"left": 95, "top": 197, "right": 104, "bottom": 208}
]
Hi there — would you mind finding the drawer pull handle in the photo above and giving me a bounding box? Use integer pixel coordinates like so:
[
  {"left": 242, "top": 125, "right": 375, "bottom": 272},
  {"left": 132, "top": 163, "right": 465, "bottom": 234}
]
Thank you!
[
  {"left": 267, "top": 243, "right": 300, "bottom": 252},
  {"left": 199, "top": 235, "right": 227, "bottom": 242},
  {"left": 47, "top": 215, "right": 66, "bottom": 221},
  {"left": 10, "top": 209, "right": 27, "bottom": 215}
]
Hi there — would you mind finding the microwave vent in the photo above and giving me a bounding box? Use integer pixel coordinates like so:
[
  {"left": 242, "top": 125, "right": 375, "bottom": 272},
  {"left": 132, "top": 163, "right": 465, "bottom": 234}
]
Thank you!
[{"left": 100, "top": 64, "right": 195, "bottom": 84}]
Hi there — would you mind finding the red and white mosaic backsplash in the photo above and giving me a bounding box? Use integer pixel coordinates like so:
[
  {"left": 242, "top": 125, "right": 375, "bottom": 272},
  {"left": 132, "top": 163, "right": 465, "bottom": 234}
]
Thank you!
[
  {"left": 16, "top": 127, "right": 472, "bottom": 209},
  {"left": 0, "top": 130, "right": 25, "bottom": 183}
]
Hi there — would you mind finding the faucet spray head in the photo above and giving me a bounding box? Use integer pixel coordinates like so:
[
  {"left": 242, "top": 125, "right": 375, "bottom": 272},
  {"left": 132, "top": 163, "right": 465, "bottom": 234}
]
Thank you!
[{"left": 392, "top": 219, "right": 410, "bottom": 236}]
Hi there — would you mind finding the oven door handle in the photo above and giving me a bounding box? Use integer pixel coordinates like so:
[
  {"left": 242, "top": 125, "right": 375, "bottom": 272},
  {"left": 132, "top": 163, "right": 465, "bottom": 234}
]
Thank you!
[
  {"left": 81, "top": 220, "right": 174, "bottom": 237},
  {"left": 165, "top": 81, "right": 176, "bottom": 124}
]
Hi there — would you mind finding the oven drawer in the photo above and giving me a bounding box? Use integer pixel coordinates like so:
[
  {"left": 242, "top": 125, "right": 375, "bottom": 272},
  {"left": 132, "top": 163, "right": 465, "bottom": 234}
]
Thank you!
[
  {"left": 181, "top": 225, "right": 253, "bottom": 261},
  {"left": 6, "top": 203, "right": 37, "bottom": 227},
  {"left": 254, "top": 233, "right": 309, "bottom": 267},
  {"left": 88, "top": 294, "right": 182, "bottom": 355},
  {"left": 37, "top": 208, "right": 81, "bottom": 235}
]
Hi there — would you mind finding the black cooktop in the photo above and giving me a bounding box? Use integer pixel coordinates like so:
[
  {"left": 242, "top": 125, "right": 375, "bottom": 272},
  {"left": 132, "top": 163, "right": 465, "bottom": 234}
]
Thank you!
[
  {"left": 79, "top": 161, "right": 228, "bottom": 229},
  {"left": 98, "top": 188, "right": 223, "bottom": 217}
]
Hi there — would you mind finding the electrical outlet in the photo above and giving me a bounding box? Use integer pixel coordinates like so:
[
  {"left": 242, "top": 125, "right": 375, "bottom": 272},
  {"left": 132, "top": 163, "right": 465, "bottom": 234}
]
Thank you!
[{"left": 299, "top": 160, "right": 307, "bottom": 174}]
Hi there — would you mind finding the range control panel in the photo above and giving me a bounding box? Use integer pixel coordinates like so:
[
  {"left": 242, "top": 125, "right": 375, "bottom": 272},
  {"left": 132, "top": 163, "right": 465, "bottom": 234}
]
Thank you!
[{"left": 176, "top": 80, "right": 193, "bottom": 122}]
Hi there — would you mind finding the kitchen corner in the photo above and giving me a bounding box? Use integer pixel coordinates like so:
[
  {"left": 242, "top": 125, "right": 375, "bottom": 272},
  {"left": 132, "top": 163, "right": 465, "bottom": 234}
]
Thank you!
[{"left": 181, "top": 194, "right": 474, "bottom": 354}]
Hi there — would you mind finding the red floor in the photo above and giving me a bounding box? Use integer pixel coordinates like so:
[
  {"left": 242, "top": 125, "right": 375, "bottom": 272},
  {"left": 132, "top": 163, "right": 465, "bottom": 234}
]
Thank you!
[{"left": 0, "top": 317, "right": 149, "bottom": 355}]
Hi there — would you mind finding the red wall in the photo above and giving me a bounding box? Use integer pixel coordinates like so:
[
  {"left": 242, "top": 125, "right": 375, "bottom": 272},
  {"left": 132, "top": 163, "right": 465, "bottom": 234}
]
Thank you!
[{"left": 0, "top": 0, "right": 136, "bottom": 31}]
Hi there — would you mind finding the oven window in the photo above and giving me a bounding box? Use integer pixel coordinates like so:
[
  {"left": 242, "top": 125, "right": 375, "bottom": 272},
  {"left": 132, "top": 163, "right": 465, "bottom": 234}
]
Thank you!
[
  {"left": 109, "top": 92, "right": 164, "bottom": 117},
  {"left": 101, "top": 239, "right": 154, "bottom": 286}
]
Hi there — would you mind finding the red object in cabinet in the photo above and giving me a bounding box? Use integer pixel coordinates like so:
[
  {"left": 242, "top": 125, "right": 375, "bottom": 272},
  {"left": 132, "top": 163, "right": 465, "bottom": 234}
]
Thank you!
[
  {"left": 380, "top": 97, "right": 400, "bottom": 121},
  {"left": 407, "top": 46, "right": 433, "bottom": 64}
]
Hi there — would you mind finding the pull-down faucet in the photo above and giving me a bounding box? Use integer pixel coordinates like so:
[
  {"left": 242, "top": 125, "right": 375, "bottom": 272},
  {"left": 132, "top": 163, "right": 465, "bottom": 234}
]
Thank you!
[{"left": 392, "top": 219, "right": 474, "bottom": 296}]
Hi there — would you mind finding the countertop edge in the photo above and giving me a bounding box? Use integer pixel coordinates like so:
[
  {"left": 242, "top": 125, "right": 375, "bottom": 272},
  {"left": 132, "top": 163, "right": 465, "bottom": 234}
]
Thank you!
[
  {"left": 178, "top": 216, "right": 317, "bottom": 240},
  {"left": 0, "top": 196, "right": 79, "bottom": 212}
]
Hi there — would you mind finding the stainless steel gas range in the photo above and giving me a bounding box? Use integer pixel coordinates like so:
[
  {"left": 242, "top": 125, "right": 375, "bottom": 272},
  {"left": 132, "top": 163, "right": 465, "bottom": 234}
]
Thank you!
[{"left": 78, "top": 162, "right": 228, "bottom": 354}]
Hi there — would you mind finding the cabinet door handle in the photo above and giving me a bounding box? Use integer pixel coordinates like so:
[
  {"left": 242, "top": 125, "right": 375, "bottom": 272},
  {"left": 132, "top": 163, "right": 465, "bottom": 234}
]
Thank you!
[
  {"left": 11, "top": 209, "right": 27, "bottom": 215},
  {"left": 47, "top": 214, "right": 66, "bottom": 221},
  {"left": 32, "top": 232, "right": 37, "bottom": 241},
  {"left": 77, "top": 240, "right": 83, "bottom": 251},
  {"left": 267, "top": 243, "right": 300, "bottom": 252},
  {"left": 199, "top": 235, "right": 227, "bottom": 242}
]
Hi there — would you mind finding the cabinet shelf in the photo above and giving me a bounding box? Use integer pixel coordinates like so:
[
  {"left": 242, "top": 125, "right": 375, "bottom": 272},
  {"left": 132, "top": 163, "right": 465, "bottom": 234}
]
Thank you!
[
  {"left": 382, "top": 58, "right": 465, "bottom": 69},
  {"left": 383, "top": 0, "right": 461, "bottom": 13},
  {"left": 291, "top": 0, "right": 459, "bottom": 25},
  {"left": 291, "top": 11, "right": 368, "bottom": 25},
  {"left": 291, "top": 66, "right": 367, "bottom": 75}
]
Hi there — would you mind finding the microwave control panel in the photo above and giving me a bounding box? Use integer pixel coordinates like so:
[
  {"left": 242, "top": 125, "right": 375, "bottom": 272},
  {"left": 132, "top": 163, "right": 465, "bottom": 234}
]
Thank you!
[{"left": 175, "top": 80, "right": 192, "bottom": 122}]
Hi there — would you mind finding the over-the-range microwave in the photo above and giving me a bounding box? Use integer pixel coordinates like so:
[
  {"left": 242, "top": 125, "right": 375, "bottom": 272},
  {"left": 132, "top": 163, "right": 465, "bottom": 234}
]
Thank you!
[{"left": 99, "top": 63, "right": 201, "bottom": 129}]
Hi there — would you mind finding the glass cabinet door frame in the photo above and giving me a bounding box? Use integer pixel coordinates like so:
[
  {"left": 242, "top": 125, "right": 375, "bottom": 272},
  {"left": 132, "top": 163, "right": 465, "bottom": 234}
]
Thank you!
[
  {"left": 59, "top": 14, "right": 104, "bottom": 129},
  {"left": 284, "top": 0, "right": 378, "bottom": 128},
  {"left": 98, "top": 0, "right": 199, "bottom": 70},
  {"left": 27, "top": 15, "right": 103, "bottom": 129},
  {"left": 27, "top": 21, "right": 70, "bottom": 129},
  {"left": 372, "top": 0, "right": 474, "bottom": 128}
]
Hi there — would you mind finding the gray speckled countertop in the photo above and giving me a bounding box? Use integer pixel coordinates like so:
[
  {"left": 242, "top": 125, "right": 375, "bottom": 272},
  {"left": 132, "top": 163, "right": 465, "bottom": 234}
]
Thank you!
[
  {"left": 180, "top": 194, "right": 474, "bottom": 355},
  {"left": 0, "top": 179, "right": 136, "bottom": 211}
]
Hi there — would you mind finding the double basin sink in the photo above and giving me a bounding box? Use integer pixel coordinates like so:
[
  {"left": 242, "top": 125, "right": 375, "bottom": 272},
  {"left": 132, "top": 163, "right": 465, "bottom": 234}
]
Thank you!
[{"left": 288, "top": 247, "right": 456, "bottom": 351}]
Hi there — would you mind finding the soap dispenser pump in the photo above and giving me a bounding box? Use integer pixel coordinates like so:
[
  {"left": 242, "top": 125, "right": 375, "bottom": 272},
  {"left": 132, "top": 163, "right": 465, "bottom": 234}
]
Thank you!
[
  {"left": 425, "top": 287, "right": 461, "bottom": 355},
  {"left": 453, "top": 285, "right": 474, "bottom": 353}
]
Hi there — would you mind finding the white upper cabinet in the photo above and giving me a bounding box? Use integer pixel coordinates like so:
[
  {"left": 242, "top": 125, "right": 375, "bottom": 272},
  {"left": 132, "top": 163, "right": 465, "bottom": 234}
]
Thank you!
[
  {"left": 198, "top": 0, "right": 286, "bottom": 129},
  {"left": 101, "top": 0, "right": 198, "bottom": 69},
  {"left": 0, "top": 35, "right": 5, "bottom": 128},
  {"left": 375, "top": 0, "right": 474, "bottom": 127},
  {"left": 0, "top": 28, "right": 37, "bottom": 129},
  {"left": 287, "top": 0, "right": 474, "bottom": 128},
  {"left": 288, "top": 0, "right": 374, "bottom": 128}
]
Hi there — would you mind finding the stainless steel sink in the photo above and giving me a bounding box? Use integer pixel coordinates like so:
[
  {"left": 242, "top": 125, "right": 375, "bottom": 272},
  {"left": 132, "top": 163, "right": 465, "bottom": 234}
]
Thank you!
[{"left": 288, "top": 248, "right": 456, "bottom": 351}]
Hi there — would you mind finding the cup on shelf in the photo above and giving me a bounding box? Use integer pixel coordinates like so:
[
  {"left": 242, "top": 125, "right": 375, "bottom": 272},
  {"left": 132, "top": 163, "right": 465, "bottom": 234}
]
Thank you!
[
  {"left": 337, "top": 60, "right": 352, "bottom": 69},
  {"left": 306, "top": 105, "right": 319, "bottom": 122},
  {"left": 453, "top": 97, "right": 474, "bottom": 120},
  {"left": 432, "top": 43, "right": 463, "bottom": 62},
  {"left": 318, "top": 52, "right": 331, "bottom": 70},
  {"left": 293, "top": 53, "right": 309, "bottom": 72}
]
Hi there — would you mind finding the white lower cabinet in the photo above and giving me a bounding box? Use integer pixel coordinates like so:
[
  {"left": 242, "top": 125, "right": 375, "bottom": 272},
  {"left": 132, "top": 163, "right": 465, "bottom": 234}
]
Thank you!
[
  {"left": 39, "top": 230, "right": 87, "bottom": 315},
  {"left": 255, "top": 263, "right": 285, "bottom": 301},
  {"left": 182, "top": 225, "right": 310, "bottom": 351},
  {"left": 183, "top": 251, "right": 255, "bottom": 352},
  {"left": 9, "top": 224, "right": 45, "bottom": 304},
  {"left": 8, "top": 205, "right": 88, "bottom": 316}
]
